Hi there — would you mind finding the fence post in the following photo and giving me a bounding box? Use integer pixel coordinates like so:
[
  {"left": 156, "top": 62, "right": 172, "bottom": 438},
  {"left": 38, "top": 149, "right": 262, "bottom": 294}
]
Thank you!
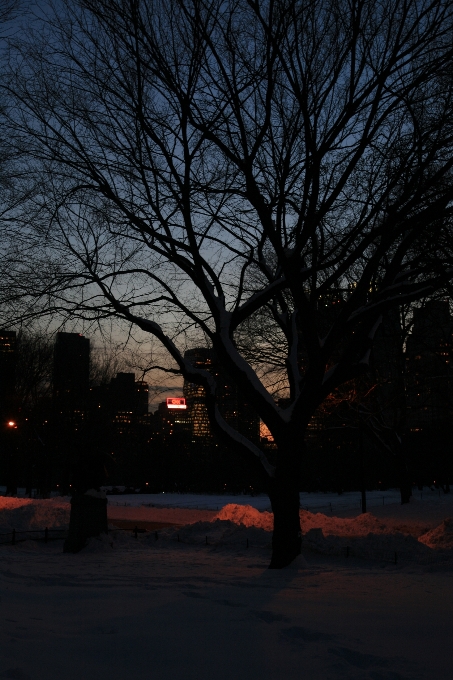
[
  {"left": 12, "top": 529, "right": 15, "bottom": 546},
  {"left": 155, "top": 531, "right": 158, "bottom": 540}
]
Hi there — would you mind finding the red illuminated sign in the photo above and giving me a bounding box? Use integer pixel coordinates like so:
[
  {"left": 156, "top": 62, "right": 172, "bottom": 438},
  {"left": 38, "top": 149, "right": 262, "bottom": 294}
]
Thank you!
[{"left": 167, "top": 397, "right": 187, "bottom": 409}]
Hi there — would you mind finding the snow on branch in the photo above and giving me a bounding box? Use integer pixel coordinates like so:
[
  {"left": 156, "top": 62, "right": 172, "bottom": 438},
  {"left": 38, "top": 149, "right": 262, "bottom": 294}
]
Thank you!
[
  {"left": 322, "top": 364, "right": 337, "bottom": 385},
  {"left": 231, "top": 276, "right": 287, "bottom": 328},
  {"left": 287, "top": 311, "right": 301, "bottom": 401},
  {"left": 218, "top": 308, "right": 280, "bottom": 413},
  {"left": 213, "top": 406, "right": 275, "bottom": 477},
  {"left": 359, "top": 315, "right": 383, "bottom": 366}
]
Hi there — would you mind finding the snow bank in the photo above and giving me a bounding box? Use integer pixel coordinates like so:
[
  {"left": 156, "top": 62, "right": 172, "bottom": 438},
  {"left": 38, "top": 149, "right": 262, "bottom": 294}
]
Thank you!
[
  {"left": 1, "top": 497, "right": 452, "bottom": 563},
  {"left": 158, "top": 519, "right": 272, "bottom": 548},
  {"left": 214, "top": 504, "right": 273, "bottom": 530},
  {"left": 302, "top": 527, "right": 434, "bottom": 559},
  {"left": 0, "top": 497, "right": 70, "bottom": 532},
  {"left": 297, "top": 508, "right": 432, "bottom": 537},
  {"left": 214, "top": 504, "right": 429, "bottom": 538},
  {"left": 82, "top": 533, "right": 115, "bottom": 553},
  {"left": 300, "top": 509, "right": 385, "bottom": 536},
  {"left": 211, "top": 503, "right": 453, "bottom": 561},
  {"left": 418, "top": 518, "right": 453, "bottom": 549}
]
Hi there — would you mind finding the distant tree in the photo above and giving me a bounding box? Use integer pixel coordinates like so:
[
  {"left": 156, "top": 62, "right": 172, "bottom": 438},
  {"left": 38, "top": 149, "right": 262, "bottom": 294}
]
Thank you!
[
  {"left": 89, "top": 343, "right": 129, "bottom": 387},
  {"left": 0, "top": 329, "right": 53, "bottom": 495},
  {"left": 0, "top": 0, "right": 32, "bottom": 325},
  {"left": 15, "top": 331, "right": 53, "bottom": 493},
  {"left": 5, "top": 0, "right": 453, "bottom": 566},
  {"left": 15, "top": 330, "right": 53, "bottom": 409}
]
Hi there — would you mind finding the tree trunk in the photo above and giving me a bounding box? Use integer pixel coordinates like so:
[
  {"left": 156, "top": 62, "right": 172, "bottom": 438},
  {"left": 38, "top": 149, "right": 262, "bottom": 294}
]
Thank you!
[
  {"left": 359, "top": 419, "right": 367, "bottom": 513},
  {"left": 268, "top": 455, "right": 301, "bottom": 569},
  {"left": 395, "top": 447, "right": 412, "bottom": 504},
  {"left": 64, "top": 491, "right": 108, "bottom": 553}
]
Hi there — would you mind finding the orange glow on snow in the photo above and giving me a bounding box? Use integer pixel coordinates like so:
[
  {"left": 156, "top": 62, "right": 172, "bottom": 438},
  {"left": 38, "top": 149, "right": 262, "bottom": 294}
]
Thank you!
[{"left": 260, "top": 421, "right": 273, "bottom": 440}]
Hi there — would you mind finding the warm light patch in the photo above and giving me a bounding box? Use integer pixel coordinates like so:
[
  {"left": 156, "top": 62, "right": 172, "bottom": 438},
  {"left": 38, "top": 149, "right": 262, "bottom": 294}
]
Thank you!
[{"left": 260, "top": 421, "right": 273, "bottom": 441}]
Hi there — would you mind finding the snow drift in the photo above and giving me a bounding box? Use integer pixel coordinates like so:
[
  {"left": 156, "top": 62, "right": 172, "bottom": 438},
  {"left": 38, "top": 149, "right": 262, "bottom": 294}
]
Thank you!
[
  {"left": 0, "top": 497, "right": 70, "bottom": 533},
  {"left": 214, "top": 503, "right": 273, "bottom": 530},
  {"left": 418, "top": 518, "right": 453, "bottom": 549},
  {"left": 214, "top": 503, "right": 432, "bottom": 538},
  {"left": 1, "top": 497, "right": 452, "bottom": 563}
]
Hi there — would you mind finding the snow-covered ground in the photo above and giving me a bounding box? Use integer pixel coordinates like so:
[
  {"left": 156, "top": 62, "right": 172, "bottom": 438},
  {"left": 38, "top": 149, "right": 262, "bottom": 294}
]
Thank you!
[
  {"left": 1, "top": 490, "right": 453, "bottom": 679},
  {"left": 1, "top": 485, "right": 445, "bottom": 512},
  {"left": 106, "top": 488, "right": 409, "bottom": 511}
]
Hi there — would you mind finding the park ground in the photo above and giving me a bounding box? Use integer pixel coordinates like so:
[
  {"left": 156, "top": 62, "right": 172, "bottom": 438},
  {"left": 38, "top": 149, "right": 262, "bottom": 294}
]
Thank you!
[{"left": 1, "top": 490, "right": 452, "bottom": 680}]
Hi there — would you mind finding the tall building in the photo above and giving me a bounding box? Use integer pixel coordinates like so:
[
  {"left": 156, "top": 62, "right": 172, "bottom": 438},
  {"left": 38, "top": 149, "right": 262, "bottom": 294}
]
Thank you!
[
  {"left": 53, "top": 332, "right": 90, "bottom": 421},
  {"left": 183, "top": 348, "right": 215, "bottom": 442},
  {"left": 0, "top": 330, "right": 17, "bottom": 417},
  {"left": 155, "top": 398, "right": 192, "bottom": 444},
  {"left": 183, "top": 347, "right": 260, "bottom": 445},
  {"left": 108, "top": 372, "right": 149, "bottom": 432},
  {"left": 90, "top": 372, "right": 149, "bottom": 424},
  {"left": 135, "top": 380, "right": 149, "bottom": 415}
]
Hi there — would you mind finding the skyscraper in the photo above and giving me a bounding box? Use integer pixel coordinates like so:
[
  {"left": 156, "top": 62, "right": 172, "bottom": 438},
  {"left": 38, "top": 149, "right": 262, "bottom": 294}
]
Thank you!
[
  {"left": 156, "top": 399, "right": 192, "bottom": 444},
  {"left": 53, "top": 332, "right": 90, "bottom": 419},
  {"left": 107, "top": 372, "right": 149, "bottom": 432},
  {"left": 183, "top": 347, "right": 260, "bottom": 445},
  {"left": 183, "top": 348, "right": 215, "bottom": 442}
]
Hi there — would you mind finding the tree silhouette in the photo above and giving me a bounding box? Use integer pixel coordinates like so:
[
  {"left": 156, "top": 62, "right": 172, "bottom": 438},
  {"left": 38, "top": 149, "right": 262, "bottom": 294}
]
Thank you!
[{"left": 4, "top": 0, "right": 453, "bottom": 565}]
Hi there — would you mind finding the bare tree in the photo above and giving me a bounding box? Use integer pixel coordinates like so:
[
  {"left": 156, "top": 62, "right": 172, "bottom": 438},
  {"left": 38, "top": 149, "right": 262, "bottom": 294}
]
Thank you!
[
  {"left": 5, "top": 0, "right": 453, "bottom": 566},
  {"left": 89, "top": 342, "right": 130, "bottom": 387},
  {"left": 0, "top": 0, "right": 33, "bottom": 324}
]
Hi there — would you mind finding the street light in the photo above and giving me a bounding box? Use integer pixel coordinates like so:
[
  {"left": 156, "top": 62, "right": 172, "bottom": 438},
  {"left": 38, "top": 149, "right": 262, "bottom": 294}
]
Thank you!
[{"left": 7, "top": 421, "right": 17, "bottom": 429}]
